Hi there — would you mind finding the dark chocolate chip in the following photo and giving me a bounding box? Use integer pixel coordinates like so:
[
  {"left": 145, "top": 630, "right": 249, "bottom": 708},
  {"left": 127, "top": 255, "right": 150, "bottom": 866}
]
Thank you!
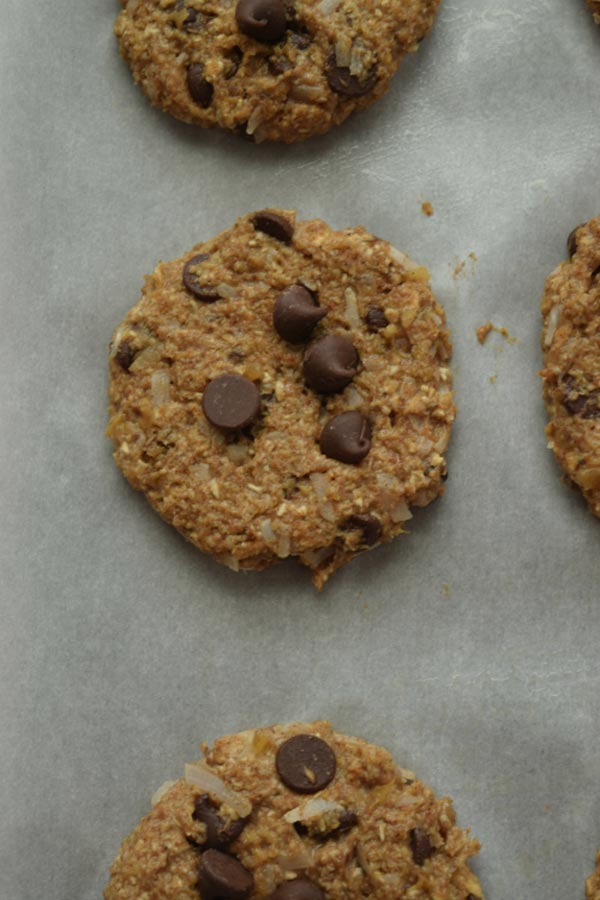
[
  {"left": 225, "top": 46, "right": 244, "bottom": 79},
  {"left": 115, "top": 340, "right": 135, "bottom": 371},
  {"left": 269, "top": 54, "right": 294, "bottom": 75},
  {"left": 273, "top": 285, "right": 327, "bottom": 343},
  {"left": 319, "top": 411, "right": 371, "bottom": 464},
  {"left": 187, "top": 64, "right": 214, "bottom": 107},
  {"left": 318, "top": 809, "right": 358, "bottom": 839},
  {"left": 591, "top": 263, "right": 600, "bottom": 281},
  {"left": 252, "top": 210, "right": 294, "bottom": 243},
  {"left": 326, "top": 53, "right": 377, "bottom": 98},
  {"left": 235, "top": 0, "right": 286, "bottom": 42},
  {"left": 276, "top": 734, "right": 336, "bottom": 794},
  {"left": 466, "top": 895, "right": 479, "bottom": 900},
  {"left": 183, "top": 7, "right": 209, "bottom": 32},
  {"left": 342, "top": 514, "right": 381, "bottom": 547},
  {"left": 365, "top": 306, "right": 389, "bottom": 331},
  {"left": 567, "top": 224, "right": 584, "bottom": 259},
  {"left": 182, "top": 254, "right": 220, "bottom": 302},
  {"left": 563, "top": 389, "right": 600, "bottom": 419},
  {"left": 198, "top": 849, "right": 254, "bottom": 900},
  {"left": 202, "top": 374, "right": 260, "bottom": 431},
  {"left": 270, "top": 877, "right": 326, "bottom": 900},
  {"left": 409, "top": 828, "right": 434, "bottom": 866},
  {"left": 303, "top": 334, "right": 358, "bottom": 394},
  {"left": 193, "top": 795, "right": 248, "bottom": 850}
]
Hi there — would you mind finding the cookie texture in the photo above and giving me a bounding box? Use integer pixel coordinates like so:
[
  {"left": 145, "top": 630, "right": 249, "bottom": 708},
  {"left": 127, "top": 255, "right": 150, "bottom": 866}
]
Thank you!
[
  {"left": 589, "top": 0, "right": 600, "bottom": 24},
  {"left": 104, "top": 721, "right": 484, "bottom": 900},
  {"left": 540, "top": 217, "right": 600, "bottom": 516},
  {"left": 114, "top": 0, "right": 441, "bottom": 143},
  {"left": 107, "top": 210, "right": 454, "bottom": 588},
  {"left": 587, "top": 850, "right": 600, "bottom": 900}
]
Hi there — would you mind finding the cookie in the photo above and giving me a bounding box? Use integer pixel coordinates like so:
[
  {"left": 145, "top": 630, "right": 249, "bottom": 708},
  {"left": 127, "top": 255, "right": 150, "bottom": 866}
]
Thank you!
[
  {"left": 107, "top": 209, "right": 454, "bottom": 588},
  {"left": 587, "top": 850, "right": 600, "bottom": 899},
  {"left": 589, "top": 1, "right": 600, "bottom": 24},
  {"left": 104, "top": 721, "right": 484, "bottom": 900},
  {"left": 540, "top": 217, "right": 600, "bottom": 516},
  {"left": 114, "top": 0, "right": 441, "bottom": 143}
]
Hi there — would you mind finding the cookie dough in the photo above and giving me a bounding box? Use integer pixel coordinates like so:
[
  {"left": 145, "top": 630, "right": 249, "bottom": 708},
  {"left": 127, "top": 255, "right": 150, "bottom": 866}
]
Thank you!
[
  {"left": 540, "top": 217, "right": 600, "bottom": 516},
  {"left": 114, "top": 0, "right": 441, "bottom": 143},
  {"left": 104, "top": 721, "right": 484, "bottom": 900},
  {"left": 587, "top": 850, "right": 600, "bottom": 899},
  {"left": 107, "top": 209, "right": 455, "bottom": 588},
  {"left": 589, "top": 1, "right": 600, "bottom": 24}
]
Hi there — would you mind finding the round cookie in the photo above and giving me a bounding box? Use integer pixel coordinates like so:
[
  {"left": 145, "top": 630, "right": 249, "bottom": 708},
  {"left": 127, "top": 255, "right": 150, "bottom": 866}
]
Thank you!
[
  {"left": 107, "top": 209, "right": 455, "bottom": 589},
  {"left": 589, "top": 1, "right": 600, "bottom": 24},
  {"left": 104, "top": 721, "right": 484, "bottom": 900},
  {"left": 114, "top": 0, "right": 441, "bottom": 143},
  {"left": 540, "top": 217, "right": 600, "bottom": 516},
  {"left": 587, "top": 850, "right": 600, "bottom": 899}
]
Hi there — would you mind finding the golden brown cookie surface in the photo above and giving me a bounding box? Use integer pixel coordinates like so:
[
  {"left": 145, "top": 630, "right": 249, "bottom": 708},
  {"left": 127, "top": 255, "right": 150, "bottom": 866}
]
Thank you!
[
  {"left": 104, "top": 721, "right": 483, "bottom": 900},
  {"left": 114, "top": 0, "right": 441, "bottom": 142},
  {"left": 107, "top": 210, "right": 455, "bottom": 588},
  {"left": 540, "top": 217, "right": 600, "bottom": 516}
]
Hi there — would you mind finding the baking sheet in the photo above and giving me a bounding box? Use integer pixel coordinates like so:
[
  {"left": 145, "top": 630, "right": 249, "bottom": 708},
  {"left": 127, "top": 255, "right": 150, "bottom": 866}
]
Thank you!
[{"left": 2, "top": 1, "right": 600, "bottom": 898}]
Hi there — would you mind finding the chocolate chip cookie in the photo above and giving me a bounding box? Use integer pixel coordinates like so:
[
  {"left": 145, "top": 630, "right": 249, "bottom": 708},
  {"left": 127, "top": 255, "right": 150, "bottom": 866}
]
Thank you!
[
  {"left": 540, "top": 217, "right": 600, "bottom": 517},
  {"left": 587, "top": 850, "right": 600, "bottom": 900},
  {"left": 589, "top": 1, "right": 600, "bottom": 24},
  {"left": 114, "top": 0, "right": 441, "bottom": 143},
  {"left": 104, "top": 721, "right": 484, "bottom": 900},
  {"left": 107, "top": 209, "right": 454, "bottom": 588}
]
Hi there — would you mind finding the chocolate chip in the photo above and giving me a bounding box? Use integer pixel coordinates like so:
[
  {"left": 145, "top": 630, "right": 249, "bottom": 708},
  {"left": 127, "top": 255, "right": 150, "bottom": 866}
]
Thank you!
[
  {"left": 466, "top": 896, "right": 479, "bottom": 900},
  {"left": 316, "top": 809, "right": 358, "bottom": 840},
  {"left": 187, "top": 64, "right": 214, "bottom": 107},
  {"left": 342, "top": 514, "right": 381, "bottom": 547},
  {"left": 319, "top": 411, "right": 371, "bottom": 464},
  {"left": 592, "top": 263, "right": 600, "bottom": 281},
  {"left": 289, "top": 30, "right": 311, "bottom": 50},
  {"left": 270, "top": 877, "right": 326, "bottom": 900},
  {"left": 564, "top": 389, "right": 600, "bottom": 419},
  {"left": 303, "top": 334, "right": 358, "bottom": 394},
  {"left": 193, "top": 795, "right": 248, "bottom": 850},
  {"left": 409, "top": 828, "right": 434, "bottom": 866},
  {"left": 235, "top": 0, "right": 287, "bottom": 42},
  {"left": 115, "top": 340, "right": 135, "bottom": 371},
  {"left": 182, "top": 7, "right": 209, "bottom": 32},
  {"left": 252, "top": 210, "right": 294, "bottom": 243},
  {"left": 225, "top": 46, "right": 244, "bottom": 79},
  {"left": 276, "top": 734, "right": 336, "bottom": 794},
  {"left": 182, "top": 254, "right": 220, "bottom": 302},
  {"left": 202, "top": 374, "right": 260, "bottom": 431},
  {"left": 269, "top": 54, "right": 293, "bottom": 76},
  {"left": 326, "top": 53, "right": 377, "bottom": 98},
  {"left": 567, "top": 224, "right": 584, "bottom": 259},
  {"left": 198, "top": 849, "right": 254, "bottom": 900},
  {"left": 273, "top": 285, "right": 327, "bottom": 343},
  {"left": 365, "top": 306, "right": 388, "bottom": 331}
]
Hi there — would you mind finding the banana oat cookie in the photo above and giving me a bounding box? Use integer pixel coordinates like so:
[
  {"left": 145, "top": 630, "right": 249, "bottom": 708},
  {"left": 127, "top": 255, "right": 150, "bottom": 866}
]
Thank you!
[
  {"left": 104, "top": 721, "right": 484, "bottom": 900},
  {"left": 114, "top": 0, "right": 441, "bottom": 143},
  {"left": 540, "top": 217, "right": 600, "bottom": 516},
  {"left": 587, "top": 850, "right": 600, "bottom": 899},
  {"left": 107, "top": 209, "right": 454, "bottom": 588}
]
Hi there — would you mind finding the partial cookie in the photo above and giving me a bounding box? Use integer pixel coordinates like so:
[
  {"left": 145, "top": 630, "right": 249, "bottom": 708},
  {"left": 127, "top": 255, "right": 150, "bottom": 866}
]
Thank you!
[
  {"left": 587, "top": 849, "right": 600, "bottom": 899},
  {"left": 540, "top": 217, "right": 600, "bottom": 516},
  {"left": 114, "top": 0, "right": 441, "bottom": 143},
  {"left": 107, "top": 209, "right": 454, "bottom": 588},
  {"left": 589, "top": 1, "right": 600, "bottom": 24},
  {"left": 105, "top": 721, "right": 484, "bottom": 900}
]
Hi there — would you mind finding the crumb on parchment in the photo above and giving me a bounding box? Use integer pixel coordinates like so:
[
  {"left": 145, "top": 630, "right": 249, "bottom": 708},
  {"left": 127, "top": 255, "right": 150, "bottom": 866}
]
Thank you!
[{"left": 476, "top": 322, "right": 517, "bottom": 345}]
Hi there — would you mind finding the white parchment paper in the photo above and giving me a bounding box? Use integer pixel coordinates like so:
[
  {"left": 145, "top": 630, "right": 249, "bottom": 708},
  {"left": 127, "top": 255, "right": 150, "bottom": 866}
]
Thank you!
[{"left": 2, "top": 1, "right": 600, "bottom": 898}]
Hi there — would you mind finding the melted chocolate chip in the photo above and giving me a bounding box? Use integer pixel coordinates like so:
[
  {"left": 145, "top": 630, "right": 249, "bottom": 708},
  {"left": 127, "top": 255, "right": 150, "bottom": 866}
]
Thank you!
[
  {"left": 193, "top": 795, "right": 248, "bottom": 850},
  {"left": 303, "top": 334, "right": 358, "bottom": 394},
  {"left": 319, "top": 411, "right": 371, "bottom": 464},
  {"left": 182, "top": 254, "right": 220, "bottom": 302},
  {"left": 273, "top": 285, "right": 327, "bottom": 342},
  {"left": 252, "top": 210, "right": 294, "bottom": 243},
  {"left": 198, "top": 849, "right": 254, "bottom": 900},
  {"left": 202, "top": 374, "right": 261, "bottom": 431},
  {"left": 342, "top": 514, "right": 381, "bottom": 547},
  {"left": 270, "top": 877, "right": 326, "bottom": 900},
  {"left": 276, "top": 734, "right": 336, "bottom": 794},
  {"left": 410, "top": 828, "right": 434, "bottom": 866},
  {"left": 326, "top": 53, "right": 377, "bottom": 98},
  {"left": 187, "top": 64, "right": 214, "bottom": 107},
  {"left": 235, "top": 0, "right": 287, "bottom": 42},
  {"left": 567, "top": 224, "right": 584, "bottom": 259},
  {"left": 365, "top": 306, "right": 389, "bottom": 331},
  {"left": 115, "top": 340, "right": 135, "bottom": 371}
]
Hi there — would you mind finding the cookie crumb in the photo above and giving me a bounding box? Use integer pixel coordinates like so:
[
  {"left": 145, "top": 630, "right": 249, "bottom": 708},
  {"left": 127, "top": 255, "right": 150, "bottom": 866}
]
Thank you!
[
  {"left": 489, "top": 373, "right": 497, "bottom": 385},
  {"left": 421, "top": 201, "right": 434, "bottom": 217},
  {"left": 442, "top": 583, "right": 451, "bottom": 599},
  {"left": 476, "top": 322, "right": 517, "bottom": 345}
]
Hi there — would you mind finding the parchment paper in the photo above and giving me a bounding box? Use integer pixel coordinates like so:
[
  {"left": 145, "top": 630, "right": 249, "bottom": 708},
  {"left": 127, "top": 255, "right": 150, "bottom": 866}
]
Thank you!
[{"left": 2, "top": 1, "right": 600, "bottom": 898}]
